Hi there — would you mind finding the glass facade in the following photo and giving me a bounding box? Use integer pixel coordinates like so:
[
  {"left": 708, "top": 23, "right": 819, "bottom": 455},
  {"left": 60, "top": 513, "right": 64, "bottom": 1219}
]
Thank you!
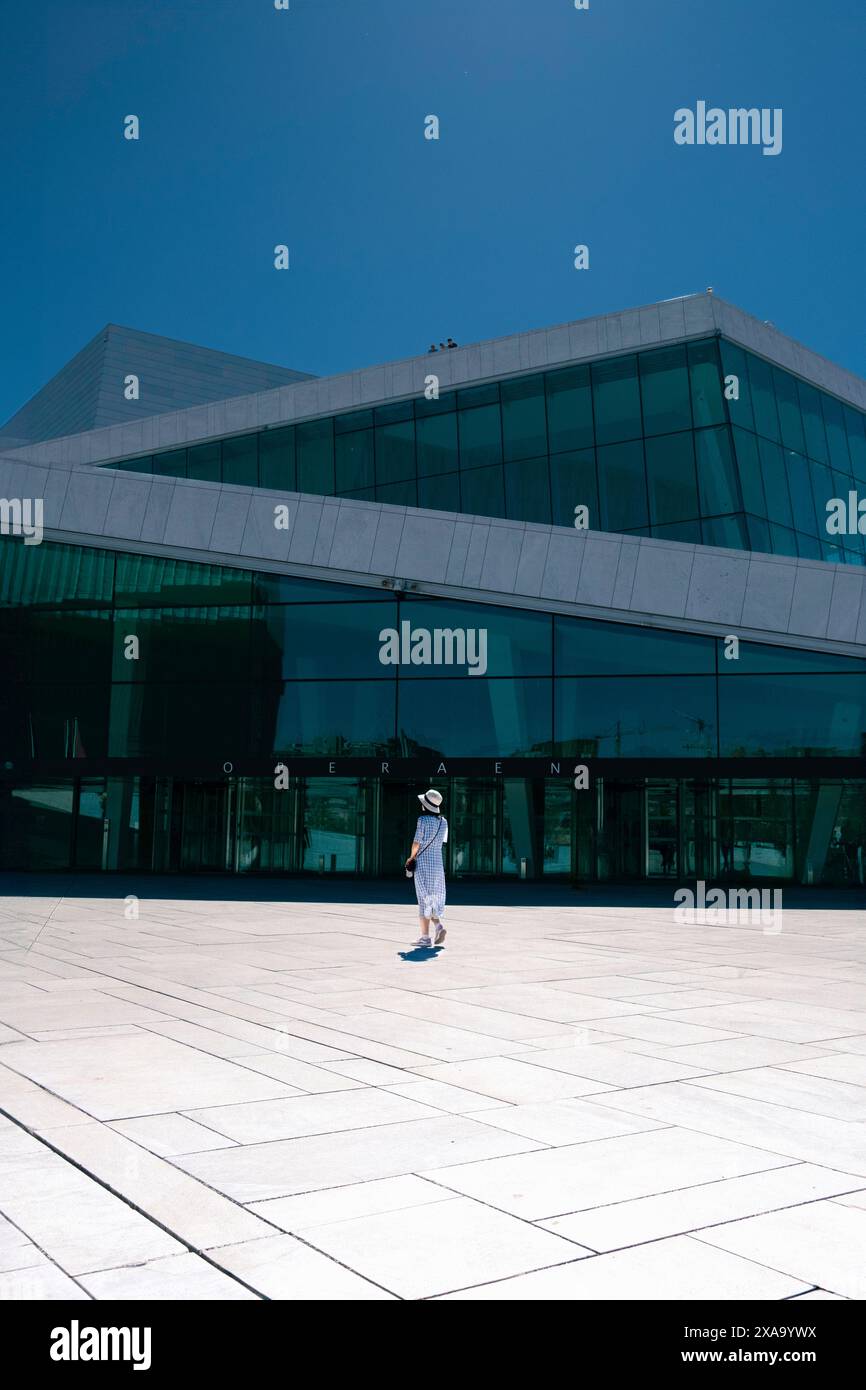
[
  {"left": 1, "top": 536, "right": 864, "bottom": 882},
  {"left": 106, "top": 337, "right": 866, "bottom": 564},
  {"left": 2, "top": 771, "right": 864, "bottom": 886}
]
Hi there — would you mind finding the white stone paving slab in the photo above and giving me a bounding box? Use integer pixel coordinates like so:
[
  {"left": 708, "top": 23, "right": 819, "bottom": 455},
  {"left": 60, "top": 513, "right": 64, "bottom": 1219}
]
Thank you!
[
  {"left": 248, "top": 1174, "right": 455, "bottom": 1232},
  {"left": 540, "top": 1163, "right": 865, "bottom": 1251},
  {"left": 697, "top": 1200, "right": 866, "bottom": 1300},
  {"left": 0, "top": 1213, "right": 45, "bottom": 1273},
  {"left": 593, "top": 1081, "right": 866, "bottom": 1176},
  {"left": 110, "top": 1112, "right": 242, "bottom": 1157},
  {"left": 0, "top": 1032, "right": 297, "bottom": 1119},
  {"left": 79, "top": 1252, "right": 258, "bottom": 1300},
  {"left": 409, "top": 1056, "right": 611, "bottom": 1104},
  {"left": 689, "top": 1065, "right": 866, "bottom": 1121},
  {"left": 300, "top": 1195, "right": 586, "bottom": 1299},
  {"left": 434, "top": 1234, "right": 809, "bottom": 1300},
  {"left": 460, "top": 1097, "right": 668, "bottom": 1146},
  {"left": 183, "top": 1087, "right": 442, "bottom": 1144},
  {"left": 176, "top": 1114, "right": 544, "bottom": 1202},
  {"left": 208, "top": 1233, "right": 396, "bottom": 1299},
  {"left": 424, "top": 1127, "right": 795, "bottom": 1220},
  {"left": 0, "top": 1261, "right": 91, "bottom": 1300}
]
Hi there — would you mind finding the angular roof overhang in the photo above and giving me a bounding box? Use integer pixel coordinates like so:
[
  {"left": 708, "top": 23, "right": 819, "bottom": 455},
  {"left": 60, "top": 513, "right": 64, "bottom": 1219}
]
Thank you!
[
  {"left": 3, "top": 293, "right": 865, "bottom": 473},
  {"left": 2, "top": 451, "right": 865, "bottom": 659}
]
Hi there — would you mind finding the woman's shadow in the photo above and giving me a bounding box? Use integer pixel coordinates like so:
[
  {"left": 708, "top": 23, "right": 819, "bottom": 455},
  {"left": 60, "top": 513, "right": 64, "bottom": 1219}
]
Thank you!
[{"left": 398, "top": 944, "right": 445, "bottom": 962}]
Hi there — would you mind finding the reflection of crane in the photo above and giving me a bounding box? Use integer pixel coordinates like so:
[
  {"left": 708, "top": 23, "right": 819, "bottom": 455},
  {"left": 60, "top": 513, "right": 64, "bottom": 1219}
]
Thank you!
[
  {"left": 673, "top": 709, "right": 713, "bottom": 756},
  {"left": 581, "top": 708, "right": 712, "bottom": 757},
  {"left": 585, "top": 719, "right": 647, "bottom": 756}
]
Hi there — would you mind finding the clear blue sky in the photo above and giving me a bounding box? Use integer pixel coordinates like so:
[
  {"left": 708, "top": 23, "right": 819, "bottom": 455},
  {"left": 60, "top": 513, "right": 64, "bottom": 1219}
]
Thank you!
[{"left": 2, "top": 0, "right": 865, "bottom": 421}]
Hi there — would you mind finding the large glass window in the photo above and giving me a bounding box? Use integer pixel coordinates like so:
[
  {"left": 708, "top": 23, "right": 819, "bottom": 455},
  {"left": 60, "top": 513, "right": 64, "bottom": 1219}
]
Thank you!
[
  {"left": 6, "top": 684, "right": 109, "bottom": 761},
  {"left": 187, "top": 441, "right": 222, "bottom": 483},
  {"left": 746, "top": 515, "right": 771, "bottom": 552},
  {"left": 556, "top": 616, "right": 715, "bottom": 676},
  {"left": 721, "top": 641, "right": 865, "bottom": 675},
  {"left": 254, "top": 601, "right": 397, "bottom": 680},
  {"left": 695, "top": 427, "right": 740, "bottom": 516},
  {"left": 504, "top": 458, "right": 552, "bottom": 524},
  {"left": 592, "top": 355, "right": 642, "bottom": 444},
  {"left": 418, "top": 472, "right": 460, "bottom": 511},
  {"left": 264, "top": 681, "right": 393, "bottom": 757},
  {"left": 397, "top": 677, "right": 551, "bottom": 758},
  {"left": 222, "top": 435, "right": 258, "bottom": 486},
  {"left": 720, "top": 675, "right": 866, "bottom": 756},
  {"left": 377, "top": 479, "right": 418, "bottom": 507},
  {"left": 115, "top": 554, "right": 252, "bottom": 606},
  {"left": 703, "top": 515, "right": 749, "bottom": 549},
  {"left": 180, "top": 684, "right": 253, "bottom": 760},
  {"left": 0, "top": 539, "right": 114, "bottom": 608},
  {"left": 24, "top": 610, "right": 112, "bottom": 683},
  {"left": 297, "top": 418, "right": 334, "bottom": 494},
  {"left": 719, "top": 341, "right": 755, "bottom": 432},
  {"left": 747, "top": 355, "right": 781, "bottom": 443},
  {"left": 0, "top": 785, "right": 74, "bottom": 870},
  {"left": 375, "top": 417, "right": 415, "bottom": 485},
  {"left": 458, "top": 404, "right": 502, "bottom": 470},
  {"left": 785, "top": 451, "right": 817, "bottom": 534},
  {"left": 460, "top": 464, "right": 506, "bottom": 517},
  {"left": 597, "top": 440, "right": 648, "bottom": 530},
  {"left": 844, "top": 406, "right": 866, "bottom": 483},
  {"left": 546, "top": 364, "right": 594, "bottom": 453},
  {"left": 644, "top": 433, "right": 699, "bottom": 525},
  {"left": 259, "top": 427, "right": 295, "bottom": 491},
  {"left": 550, "top": 448, "right": 598, "bottom": 529},
  {"left": 555, "top": 676, "right": 717, "bottom": 758},
  {"left": 107, "top": 682, "right": 251, "bottom": 759},
  {"left": 113, "top": 607, "right": 251, "bottom": 682},
  {"left": 501, "top": 375, "right": 547, "bottom": 461},
  {"left": 639, "top": 346, "right": 691, "bottom": 436},
  {"left": 335, "top": 425, "right": 374, "bottom": 492},
  {"left": 416, "top": 413, "right": 458, "bottom": 476},
  {"left": 758, "top": 437, "right": 794, "bottom": 528},
  {"left": 810, "top": 460, "right": 835, "bottom": 539},
  {"left": 253, "top": 572, "right": 385, "bottom": 603},
  {"left": 822, "top": 395, "right": 852, "bottom": 473},
  {"left": 732, "top": 428, "right": 766, "bottom": 516},
  {"left": 773, "top": 368, "right": 806, "bottom": 454},
  {"left": 399, "top": 599, "right": 551, "bottom": 678},
  {"left": 688, "top": 340, "right": 726, "bottom": 427},
  {"left": 153, "top": 448, "right": 187, "bottom": 479},
  {"left": 651, "top": 519, "right": 702, "bottom": 543},
  {"left": 797, "top": 382, "right": 829, "bottom": 464}
]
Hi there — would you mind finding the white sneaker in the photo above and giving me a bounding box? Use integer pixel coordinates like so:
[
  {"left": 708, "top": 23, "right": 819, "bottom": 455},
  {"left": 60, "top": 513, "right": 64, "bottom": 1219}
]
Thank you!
[
  {"left": 433, "top": 925, "right": 447, "bottom": 946},
  {"left": 412, "top": 936, "right": 432, "bottom": 949}
]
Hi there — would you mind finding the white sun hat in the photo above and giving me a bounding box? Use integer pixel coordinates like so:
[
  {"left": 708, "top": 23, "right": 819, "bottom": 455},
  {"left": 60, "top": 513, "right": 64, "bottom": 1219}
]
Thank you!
[{"left": 418, "top": 789, "right": 443, "bottom": 813}]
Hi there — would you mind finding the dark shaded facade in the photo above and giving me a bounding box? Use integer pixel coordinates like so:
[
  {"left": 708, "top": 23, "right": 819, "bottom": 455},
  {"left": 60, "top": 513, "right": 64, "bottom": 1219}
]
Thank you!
[{"left": 1, "top": 539, "right": 864, "bottom": 884}]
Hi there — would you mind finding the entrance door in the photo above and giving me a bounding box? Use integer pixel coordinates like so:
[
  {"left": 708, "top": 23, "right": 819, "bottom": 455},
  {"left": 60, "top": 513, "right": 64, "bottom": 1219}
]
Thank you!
[
  {"left": 449, "top": 779, "right": 498, "bottom": 876},
  {"left": 597, "top": 781, "right": 643, "bottom": 880},
  {"left": 646, "top": 781, "right": 678, "bottom": 878},
  {"left": 379, "top": 783, "right": 418, "bottom": 879},
  {"left": 234, "top": 778, "right": 300, "bottom": 873},
  {"left": 176, "top": 781, "right": 230, "bottom": 872},
  {"left": 300, "top": 779, "right": 366, "bottom": 873}
]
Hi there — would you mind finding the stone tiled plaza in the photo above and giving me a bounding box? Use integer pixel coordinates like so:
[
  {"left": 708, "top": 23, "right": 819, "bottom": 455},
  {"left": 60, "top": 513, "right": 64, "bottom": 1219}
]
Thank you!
[{"left": 0, "top": 880, "right": 864, "bottom": 1301}]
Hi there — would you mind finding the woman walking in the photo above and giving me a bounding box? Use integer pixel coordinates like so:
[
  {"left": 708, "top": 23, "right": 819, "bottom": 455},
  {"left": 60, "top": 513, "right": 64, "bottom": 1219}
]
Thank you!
[{"left": 406, "top": 789, "right": 448, "bottom": 948}]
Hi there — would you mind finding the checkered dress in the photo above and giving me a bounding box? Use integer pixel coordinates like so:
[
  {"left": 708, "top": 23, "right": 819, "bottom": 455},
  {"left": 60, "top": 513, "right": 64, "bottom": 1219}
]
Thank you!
[{"left": 413, "top": 814, "right": 448, "bottom": 920}]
